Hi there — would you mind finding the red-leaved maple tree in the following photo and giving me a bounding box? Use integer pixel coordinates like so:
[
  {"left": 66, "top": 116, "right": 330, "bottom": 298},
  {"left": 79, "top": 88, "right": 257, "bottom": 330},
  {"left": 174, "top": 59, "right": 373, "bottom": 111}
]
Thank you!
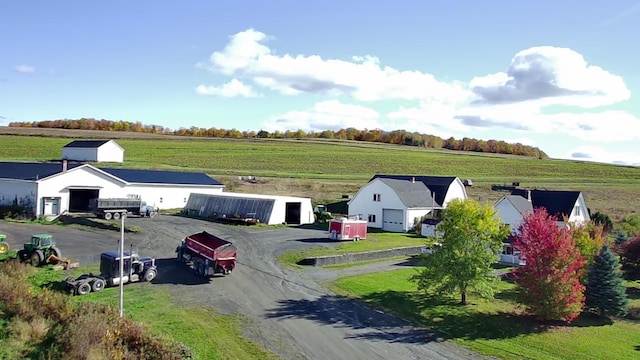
[{"left": 514, "top": 208, "right": 586, "bottom": 323}]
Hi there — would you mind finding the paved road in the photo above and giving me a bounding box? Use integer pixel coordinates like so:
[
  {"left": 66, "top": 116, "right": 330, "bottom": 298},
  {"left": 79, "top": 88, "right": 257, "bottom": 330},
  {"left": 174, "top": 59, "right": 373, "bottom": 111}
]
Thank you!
[{"left": 0, "top": 216, "right": 486, "bottom": 360}]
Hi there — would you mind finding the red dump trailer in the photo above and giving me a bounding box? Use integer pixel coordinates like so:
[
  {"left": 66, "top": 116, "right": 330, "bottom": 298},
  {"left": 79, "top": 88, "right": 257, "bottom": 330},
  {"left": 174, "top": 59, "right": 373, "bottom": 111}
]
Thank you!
[
  {"left": 176, "top": 231, "right": 237, "bottom": 276},
  {"left": 328, "top": 218, "right": 368, "bottom": 241}
]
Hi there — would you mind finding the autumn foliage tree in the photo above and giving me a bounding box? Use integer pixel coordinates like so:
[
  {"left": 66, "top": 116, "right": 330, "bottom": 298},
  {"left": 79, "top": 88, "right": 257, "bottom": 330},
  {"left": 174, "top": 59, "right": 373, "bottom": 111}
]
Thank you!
[
  {"left": 514, "top": 208, "right": 586, "bottom": 323},
  {"left": 615, "top": 235, "right": 640, "bottom": 280}
]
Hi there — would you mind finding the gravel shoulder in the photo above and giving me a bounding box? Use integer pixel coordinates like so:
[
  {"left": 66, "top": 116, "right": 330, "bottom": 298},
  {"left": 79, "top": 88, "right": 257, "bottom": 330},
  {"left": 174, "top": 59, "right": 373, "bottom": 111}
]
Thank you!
[{"left": 0, "top": 216, "right": 486, "bottom": 360}]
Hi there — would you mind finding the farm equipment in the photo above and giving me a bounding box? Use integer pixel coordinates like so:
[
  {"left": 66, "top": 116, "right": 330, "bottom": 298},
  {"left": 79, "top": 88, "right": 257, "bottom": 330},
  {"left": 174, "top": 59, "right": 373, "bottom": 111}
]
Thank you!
[
  {"left": 176, "top": 231, "right": 237, "bottom": 276},
  {"left": 0, "top": 234, "right": 9, "bottom": 254},
  {"left": 90, "top": 198, "right": 157, "bottom": 220},
  {"left": 17, "top": 234, "right": 64, "bottom": 267},
  {"left": 314, "top": 205, "right": 333, "bottom": 223},
  {"left": 64, "top": 250, "right": 157, "bottom": 296}
]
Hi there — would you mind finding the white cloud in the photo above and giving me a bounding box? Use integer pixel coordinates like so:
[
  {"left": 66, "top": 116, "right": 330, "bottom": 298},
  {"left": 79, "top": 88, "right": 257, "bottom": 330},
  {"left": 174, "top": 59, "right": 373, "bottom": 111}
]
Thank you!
[
  {"left": 14, "top": 65, "right": 35, "bottom": 73},
  {"left": 470, "top": 46, "right": 630, "bottom": 108},
  {"left": 196, "top": 79, "right": 260, "bottom": 97},
  {"left": 567, "top": 145, "right": 640, "bottom": 166},
  {"left": 204, "top": 29, "right": 470, "bottom": 103},
  {"left": 203, "top": 31, "right": 640, "bottom": 165},
  {"left": 263, "top": 100, "right": 381, "bottom": 132}
]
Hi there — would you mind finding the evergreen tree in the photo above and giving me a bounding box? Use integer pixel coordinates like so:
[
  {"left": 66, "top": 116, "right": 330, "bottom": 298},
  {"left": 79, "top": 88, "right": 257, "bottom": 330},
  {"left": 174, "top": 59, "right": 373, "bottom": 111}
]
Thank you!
[
  {"left": 615, "top": 230, "right": 628, "bottom": 245},
  {"left": 585, "top": 245, "right": 629, "bottom": 317}
]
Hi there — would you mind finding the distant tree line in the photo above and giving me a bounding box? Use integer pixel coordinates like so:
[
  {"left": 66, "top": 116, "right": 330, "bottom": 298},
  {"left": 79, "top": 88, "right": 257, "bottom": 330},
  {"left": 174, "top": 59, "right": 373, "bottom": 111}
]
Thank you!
[{"left": 9, "top": 118, "right": 548, "bottom": 158}]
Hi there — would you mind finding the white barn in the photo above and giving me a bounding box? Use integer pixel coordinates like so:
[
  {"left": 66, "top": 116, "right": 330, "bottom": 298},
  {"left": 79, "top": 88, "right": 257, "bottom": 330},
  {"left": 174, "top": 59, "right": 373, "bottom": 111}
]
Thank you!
[
  {"left": 0, "top": 161, "right": 225, "bottom": 218},
  {"left": 184, "top": 192, "right": 314, "bottom": 225},
  {"left": 348, "top": 175, "right": 468, "bottom": 233},
  {"left": 62, "top": 139, "right": 124, "bottom": 163}
]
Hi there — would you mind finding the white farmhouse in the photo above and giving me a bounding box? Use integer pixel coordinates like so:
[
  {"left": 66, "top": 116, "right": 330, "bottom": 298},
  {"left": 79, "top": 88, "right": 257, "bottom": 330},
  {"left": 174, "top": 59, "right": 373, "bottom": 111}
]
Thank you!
[
  {"left": 0, "top": 161, "right": 225, "bottom": 218},
  {"left": 494, "top": 189, "right": 590, "bottom": 265},
  {"left": 62, "top": 139, "right": 124, "bottom": 163},
  {"left": 348, "top": 175, "right": 468, "bottom": 233}
]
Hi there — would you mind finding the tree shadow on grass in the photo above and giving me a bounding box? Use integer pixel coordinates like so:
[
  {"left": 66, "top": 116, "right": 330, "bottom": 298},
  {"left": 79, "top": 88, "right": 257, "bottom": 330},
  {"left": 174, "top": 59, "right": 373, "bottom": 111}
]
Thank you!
[{"left": 265, "top": 290, "right": 549, "bottom": 345}]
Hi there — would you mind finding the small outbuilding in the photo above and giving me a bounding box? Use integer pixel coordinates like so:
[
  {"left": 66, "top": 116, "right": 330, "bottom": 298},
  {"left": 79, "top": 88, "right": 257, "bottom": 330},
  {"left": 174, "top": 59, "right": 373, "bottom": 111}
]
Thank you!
[
  {"left": 62, "top": 140, "right": 124, "bottom": 163},
  {"left": 184, "top": 192, "right": 314, "bottom": 225}
]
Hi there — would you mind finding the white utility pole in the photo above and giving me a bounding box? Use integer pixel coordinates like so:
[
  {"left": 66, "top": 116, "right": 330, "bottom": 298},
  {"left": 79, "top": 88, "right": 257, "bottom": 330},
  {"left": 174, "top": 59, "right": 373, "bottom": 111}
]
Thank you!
[{"left": 119, "top": 213, "right": 125, "bottom": 317}]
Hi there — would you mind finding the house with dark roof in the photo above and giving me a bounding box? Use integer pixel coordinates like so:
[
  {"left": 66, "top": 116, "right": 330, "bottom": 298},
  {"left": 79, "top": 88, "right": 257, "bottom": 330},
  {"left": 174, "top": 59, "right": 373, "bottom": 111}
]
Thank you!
[
  {"left": 0, "top": 161, "right": 225, "bottom": 218},
  {"left": 62, "top": 139, "right": 124, "bottom": 163},
  {"left": 348, "top": 175, "right": 467, "bottom": 232},
  {"left": 493, "top": 189, "right": 589, "bottom": 265}
]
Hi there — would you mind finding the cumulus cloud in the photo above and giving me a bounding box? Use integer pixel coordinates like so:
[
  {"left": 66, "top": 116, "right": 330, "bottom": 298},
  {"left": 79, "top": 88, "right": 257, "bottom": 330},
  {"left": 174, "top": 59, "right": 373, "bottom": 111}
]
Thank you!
[
  {"left": 196, "top": 79, "right": 260, "bottom": 97},
  {"left": 14, "top": 65, "right": 35, "bottom": 73},
  {"left": 470, "top": 46, "right": 630, "bottom": 107},
  {"left": 203, "top": 29, "right": 470, "bottom": 103},
  {"left": 263, "top": 100, "right": 380, "bottom": 132}
]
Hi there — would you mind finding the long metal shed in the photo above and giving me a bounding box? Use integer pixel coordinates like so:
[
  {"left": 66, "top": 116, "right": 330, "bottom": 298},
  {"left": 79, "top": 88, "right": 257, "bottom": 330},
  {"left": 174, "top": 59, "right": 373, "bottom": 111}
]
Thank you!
[{"left": 185, "top": 192, "right": 314, "bottom": 225}]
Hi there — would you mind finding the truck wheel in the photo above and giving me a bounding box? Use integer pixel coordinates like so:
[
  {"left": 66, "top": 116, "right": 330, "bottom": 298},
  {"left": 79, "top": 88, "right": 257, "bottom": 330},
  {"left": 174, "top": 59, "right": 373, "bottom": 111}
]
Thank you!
[
  {"left": 144, "top": 269, "right": 157, "bottom": 282},
  {"left": 91, "top": 278, "right": 106, "bottom": 292},
  {"left": 113, "top": 212, "right": 121, "bottom": 220},
  {"left": 76, "top": 282, "right": 91, "bottom": 296},
  {"left": 0, "top": 242, "right": 9, "bottom": 254},
  {"left": 104, "top": 212, "right": 113, "bottom": 220},
  {"left": 30, "top": 250, "right": 44, "bottom": 267}
]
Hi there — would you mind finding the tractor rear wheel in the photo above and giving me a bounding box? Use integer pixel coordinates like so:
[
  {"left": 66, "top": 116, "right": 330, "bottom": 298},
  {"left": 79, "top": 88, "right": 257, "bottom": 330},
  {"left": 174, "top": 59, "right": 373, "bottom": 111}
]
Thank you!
[
  {"left": 17, "top": 250, "right": 28, "bottom": 262},
  {"left": 76, "top": 282, "right": 91, "bottom": 296},
  {"left": 0, "top": 242, "right": 9, "bottom": 254},
  {"left": 104, "top": 212, "right": 113, "bottom": 220},
  {"left": 50, "top": 246, "right": 62, "bottom": 259},
  {"left": 30, "top": 250, "right": 44, "bottom": 267}
]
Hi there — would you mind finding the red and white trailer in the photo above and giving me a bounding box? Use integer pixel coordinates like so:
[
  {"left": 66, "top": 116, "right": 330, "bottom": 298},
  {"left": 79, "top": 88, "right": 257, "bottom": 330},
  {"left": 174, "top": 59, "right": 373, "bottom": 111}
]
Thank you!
[
  {"left": 328, "top": 218, "right": 368, "bottom": 241},
  {"left": 176, "top": 231, "right": 237, "bottom": 276}
]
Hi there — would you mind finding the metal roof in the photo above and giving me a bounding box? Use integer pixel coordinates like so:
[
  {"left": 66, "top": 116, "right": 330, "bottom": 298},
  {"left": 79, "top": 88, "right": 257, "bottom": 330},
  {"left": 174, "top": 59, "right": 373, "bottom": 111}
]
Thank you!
[
  {"left": 0, "top": 161, "right": 82, "bottom": 180},
  {"left": 511, "top": 189, "right": 580, "bottom": 219},
  {"left": 100, "top": 168, "right": 223, "bottom": 185},
  {"left": 378, "top": 178, "right": 440, "bottom": 208},
  {"left": 63, "top": 140, "right": 112, "bottom": 148},
  {"left": 371, "top": 175, "right": 457, "bottom": 205},
  {"left": 0, "top": 161, "right": 223, "bottom": 186}
]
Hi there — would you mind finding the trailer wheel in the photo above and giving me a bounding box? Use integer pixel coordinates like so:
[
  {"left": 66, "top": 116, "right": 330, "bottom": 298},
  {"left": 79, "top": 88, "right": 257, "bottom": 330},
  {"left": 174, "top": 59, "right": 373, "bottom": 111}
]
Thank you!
[
  {"left": 30, "top": 250, "right": 44, "bottom": 267},
  {"left": 144, "top": 269, "right": 157, "bottom": 282},
  {"left": 76, "top": 282, "right": 91, "bottom": 296},
  {"left": 104, "top": 212, "right": 113, "bottom": 220},
  {"left": 113, "top": 212, "right": 121, "bottom": 220},
  {"left": 91, "top": 278, "right": 106, "bottom": 292}
]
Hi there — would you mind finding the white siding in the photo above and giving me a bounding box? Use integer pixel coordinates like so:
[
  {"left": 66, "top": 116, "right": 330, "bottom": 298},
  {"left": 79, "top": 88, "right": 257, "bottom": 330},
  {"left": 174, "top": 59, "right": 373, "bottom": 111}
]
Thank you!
[
  {"left": 125, "top": 184, "right": 224, "bottom": 210},
  {"left": 406, "top": 209, "right": 432, "bottom": 232},
  {"left": 442, "top": 178, "right": 468, "bottom": 206},
  {"left": 567, "top": 194, "right": 589, "bottom": 226},
  {"left": 348, "top": 179, "right": 403, "bottom": 229},
  {"left": 493, "top": 197, "right": 526, "bottom": 234},
  {"left": 62, "top": 148, "right": 99, "bottom": 162},
  {"left": 96, "top": 141, "right": 124, "bottom": 163}
]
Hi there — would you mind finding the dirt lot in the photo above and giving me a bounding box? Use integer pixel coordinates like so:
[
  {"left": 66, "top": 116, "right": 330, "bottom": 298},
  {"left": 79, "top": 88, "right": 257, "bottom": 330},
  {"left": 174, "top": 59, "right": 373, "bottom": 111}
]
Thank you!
[{"left": 0, "top": 216, "right": 484, "bottom": 360}]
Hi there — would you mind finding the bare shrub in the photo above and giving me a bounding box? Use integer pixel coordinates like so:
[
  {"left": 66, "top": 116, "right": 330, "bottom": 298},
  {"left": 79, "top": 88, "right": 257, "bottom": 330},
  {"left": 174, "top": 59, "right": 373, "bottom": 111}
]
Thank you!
[{"left": 9, "top": 317, "right": 51, "bottom": 344}]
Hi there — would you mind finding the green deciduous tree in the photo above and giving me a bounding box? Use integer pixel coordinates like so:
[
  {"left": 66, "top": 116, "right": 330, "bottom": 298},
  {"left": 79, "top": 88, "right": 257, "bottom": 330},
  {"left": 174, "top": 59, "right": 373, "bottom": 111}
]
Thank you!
[
  {"left": 585, "top": 245, "right": 629, "bottom": 317},
  {"left": 411, "top": 199, "right": 509, "bottom": 305}
]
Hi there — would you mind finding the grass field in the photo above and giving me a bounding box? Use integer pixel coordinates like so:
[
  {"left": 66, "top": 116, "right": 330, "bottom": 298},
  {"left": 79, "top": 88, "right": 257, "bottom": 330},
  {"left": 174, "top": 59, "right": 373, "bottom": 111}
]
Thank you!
[
  {"left": 331, "top": 268, "right": 640, "bottom": 360},
  {"left": 1, "top": 128, "right": 639, "bottom": 220}
]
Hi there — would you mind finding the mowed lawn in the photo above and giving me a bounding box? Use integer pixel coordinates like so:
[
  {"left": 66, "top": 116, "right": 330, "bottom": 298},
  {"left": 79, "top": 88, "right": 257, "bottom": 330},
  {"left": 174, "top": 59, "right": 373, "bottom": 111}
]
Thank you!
[{"left": 331, "top": 268, "right": 640, "bottom": 360}]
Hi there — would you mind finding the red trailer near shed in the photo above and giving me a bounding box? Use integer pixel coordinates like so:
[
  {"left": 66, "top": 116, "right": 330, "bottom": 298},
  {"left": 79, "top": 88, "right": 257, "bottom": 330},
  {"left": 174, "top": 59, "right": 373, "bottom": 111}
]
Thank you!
[
  {"left": 328, "top": 218, "right": 368, "bottom": 241},
  {"left": 176, "top": 231, "right": 237, "bottom": 276}
]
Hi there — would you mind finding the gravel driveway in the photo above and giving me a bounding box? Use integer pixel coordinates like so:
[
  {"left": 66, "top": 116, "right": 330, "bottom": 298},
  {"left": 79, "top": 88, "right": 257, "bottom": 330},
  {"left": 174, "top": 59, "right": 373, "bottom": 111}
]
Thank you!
[{"left": 0, "top": 216, "right": 486, "bottom": 360}]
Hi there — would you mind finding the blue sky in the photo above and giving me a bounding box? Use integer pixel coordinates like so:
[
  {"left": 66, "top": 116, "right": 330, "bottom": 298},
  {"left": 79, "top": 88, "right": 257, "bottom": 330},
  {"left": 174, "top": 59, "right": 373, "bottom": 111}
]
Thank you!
[{"left": 2, "top": 1, "right": 639, "bottom": 165}]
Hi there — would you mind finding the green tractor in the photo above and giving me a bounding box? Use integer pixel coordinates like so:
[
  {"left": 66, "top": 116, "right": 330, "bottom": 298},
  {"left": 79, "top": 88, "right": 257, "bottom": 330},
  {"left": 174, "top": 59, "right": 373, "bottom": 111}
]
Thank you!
[
  {"left": 17, "top": 234, "right": 63, "bottom": 267},
  {"left": 0, "top": 234, "right": 9, "bottom": 255}
]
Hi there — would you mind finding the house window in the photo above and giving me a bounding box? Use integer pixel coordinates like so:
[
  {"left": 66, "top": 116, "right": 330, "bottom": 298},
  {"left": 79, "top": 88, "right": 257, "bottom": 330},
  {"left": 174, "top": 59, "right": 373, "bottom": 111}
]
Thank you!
[
  {"left": 368, "top": 214, "right": 376, "bottom": 222},
  {"left": 372, "top": 193, "right": 381, "bottom": 202},
  {"left": 573, "top": 205, "right": 580, "bottom": 217},
  {"left": 184, "top": 197, "right": 187, "bottom": 203},
  {"left": 160, "top": 197, "right": 163, "bottom": 203}
]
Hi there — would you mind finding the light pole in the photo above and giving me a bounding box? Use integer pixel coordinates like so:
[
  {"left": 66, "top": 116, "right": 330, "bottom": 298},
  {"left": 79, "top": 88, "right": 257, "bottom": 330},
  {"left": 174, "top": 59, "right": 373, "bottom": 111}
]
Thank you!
[{"left": 119, "top": 213, "right": 125, "bottom": 317}]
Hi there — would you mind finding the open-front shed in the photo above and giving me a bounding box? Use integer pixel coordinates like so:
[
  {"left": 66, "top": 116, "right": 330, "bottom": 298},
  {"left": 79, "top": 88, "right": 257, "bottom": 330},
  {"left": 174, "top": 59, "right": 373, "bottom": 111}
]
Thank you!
[{"left": 185, "top": 192, "right": 314, "bottom": 225}]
